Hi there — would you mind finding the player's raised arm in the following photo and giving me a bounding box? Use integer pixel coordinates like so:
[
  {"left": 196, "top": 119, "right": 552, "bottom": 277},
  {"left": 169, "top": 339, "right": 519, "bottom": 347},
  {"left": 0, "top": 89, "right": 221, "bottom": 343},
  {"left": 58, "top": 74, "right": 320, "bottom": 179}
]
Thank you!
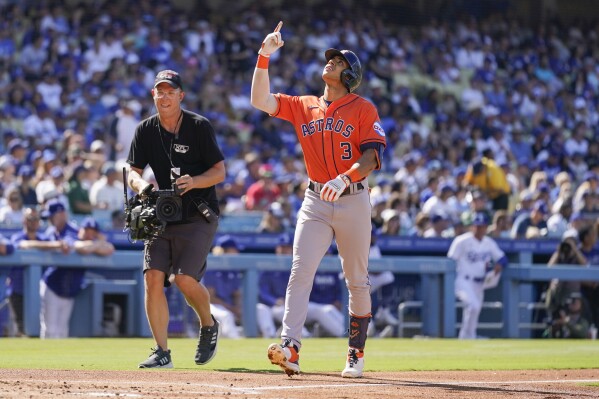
[{"left": 251, "top": 21, "right": 284, "bottom": 115}]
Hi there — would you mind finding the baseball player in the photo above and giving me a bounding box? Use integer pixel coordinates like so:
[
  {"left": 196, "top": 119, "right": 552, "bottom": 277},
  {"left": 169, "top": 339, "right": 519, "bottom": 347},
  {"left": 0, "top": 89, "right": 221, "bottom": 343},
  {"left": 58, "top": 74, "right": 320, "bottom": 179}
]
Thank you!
[
  {"left": 251, "top": 21, "right": 386, "bottom": 378},
  {"left": 447, "top": 212, "right": 508, "bottom": 339}
]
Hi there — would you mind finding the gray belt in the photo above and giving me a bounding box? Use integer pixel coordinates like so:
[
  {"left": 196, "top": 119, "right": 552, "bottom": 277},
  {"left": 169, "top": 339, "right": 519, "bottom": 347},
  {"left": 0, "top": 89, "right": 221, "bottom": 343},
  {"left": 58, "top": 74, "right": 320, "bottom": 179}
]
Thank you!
[{"left": 308, "top": 180, "right": 364, "bottom": 197}]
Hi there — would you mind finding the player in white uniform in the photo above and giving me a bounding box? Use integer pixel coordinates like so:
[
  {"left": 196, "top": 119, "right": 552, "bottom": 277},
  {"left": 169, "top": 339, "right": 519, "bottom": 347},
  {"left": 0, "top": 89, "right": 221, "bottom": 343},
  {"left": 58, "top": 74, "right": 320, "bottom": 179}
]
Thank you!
[{"left": 447, "top": 212, "right": 508, "bottom": 339}]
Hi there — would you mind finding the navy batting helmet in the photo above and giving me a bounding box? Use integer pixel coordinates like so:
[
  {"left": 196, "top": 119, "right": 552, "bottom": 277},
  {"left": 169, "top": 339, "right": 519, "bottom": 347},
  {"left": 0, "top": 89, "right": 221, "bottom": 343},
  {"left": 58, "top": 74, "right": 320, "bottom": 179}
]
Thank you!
[{"left": 325, "top": 48, "right": 362, "bottom": 93}]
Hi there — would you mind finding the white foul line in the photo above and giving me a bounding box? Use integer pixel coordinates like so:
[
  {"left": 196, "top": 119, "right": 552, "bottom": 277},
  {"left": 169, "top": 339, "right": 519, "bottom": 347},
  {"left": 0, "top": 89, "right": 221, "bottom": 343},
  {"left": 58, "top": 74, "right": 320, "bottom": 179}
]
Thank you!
[{"left": 233, "top": 378, "right": 599, "bottom": 393}]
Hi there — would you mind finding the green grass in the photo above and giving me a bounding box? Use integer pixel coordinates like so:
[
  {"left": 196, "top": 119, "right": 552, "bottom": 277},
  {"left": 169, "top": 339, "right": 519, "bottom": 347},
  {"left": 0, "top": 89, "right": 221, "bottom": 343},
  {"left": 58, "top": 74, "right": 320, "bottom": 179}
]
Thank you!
[{"left": 1, "top": 338, "right": 598, "bottom": 371}]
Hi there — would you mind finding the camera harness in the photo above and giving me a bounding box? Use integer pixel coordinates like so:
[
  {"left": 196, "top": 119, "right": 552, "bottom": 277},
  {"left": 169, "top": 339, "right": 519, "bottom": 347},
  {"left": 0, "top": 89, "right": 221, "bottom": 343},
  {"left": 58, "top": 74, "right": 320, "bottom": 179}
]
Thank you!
[{"left": 156, "top": 110, "right": 212, "bottom": 221}]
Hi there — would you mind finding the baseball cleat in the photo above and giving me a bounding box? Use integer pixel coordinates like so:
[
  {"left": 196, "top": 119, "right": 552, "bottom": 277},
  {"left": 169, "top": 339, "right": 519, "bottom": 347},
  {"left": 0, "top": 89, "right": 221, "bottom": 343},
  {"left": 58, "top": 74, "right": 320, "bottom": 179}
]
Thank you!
[
  {"left": 138, "top": 345, "right": 173, "bottom": 369},
  {"left": 267, "top": 342, "right": 300, "bottom": 377},
  {"left": 341, "top": 347, "right": 364, "bottom": 378}
]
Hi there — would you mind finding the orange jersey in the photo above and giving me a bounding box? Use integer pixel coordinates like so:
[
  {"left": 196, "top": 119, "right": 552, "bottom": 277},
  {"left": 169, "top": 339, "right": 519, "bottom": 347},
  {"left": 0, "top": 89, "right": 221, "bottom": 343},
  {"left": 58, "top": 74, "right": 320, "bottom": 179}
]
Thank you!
[{"left": 272, "top": 93, "right": 386, "bottom": 183}]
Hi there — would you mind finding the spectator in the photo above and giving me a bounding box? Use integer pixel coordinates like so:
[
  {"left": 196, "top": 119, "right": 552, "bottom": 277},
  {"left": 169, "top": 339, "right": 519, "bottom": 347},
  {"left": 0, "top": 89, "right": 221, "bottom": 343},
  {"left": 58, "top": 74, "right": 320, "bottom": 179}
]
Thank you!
[
  {"left": 579, "top": 224, "right": 599, "bottom": 328},
  {"left": 486, "top": 209, "right": 511, "bottom": 239},
  {"left": 245, "top": 164, "right": 281, "bottom": 211},
  {"left": 461, "top": 189, "right": 491, "bottom": 226},
  {"left": 0, "top": 188, "right": 24, "bottom": 226},
  {"left": 544, "top": 231, "right": 589, "bottom": 323},
  {"left": 256, "top": 203, "right": 286, "bottom": 234},
  {"left": 546, "top": 199, "right": 574, "bottom": 239},
  {"left": 463, "top": 156, "right": 511, "bottom": 211},
  {"left": 89, "top": 163, "right": 125, "bottom": 212},
  {"left": 448, "top": 212, "right": 507, "bottom": 339},
  {"left": 36, "top": 164, "right": 68, "bottom": 206},
  {"left": 423, "top": 213, "right": 451, "bottom": 238},
  {"left": 66, "top": 164, "right": 92, "bottom": 215},
  {"left": 421, "top": 182, "right": 459, "bottom": 222},
  {"left": 511, "top": 200, "right": 549, "bottom": 239},
  {"left": 12, "top": 165, "right": 38, "bottom": 207},
  {"left": 543, "top": 292, "right": 590, "bottom": 339},
  {"left": 108, "top": 99, "right": 141, "bottom": 162}
]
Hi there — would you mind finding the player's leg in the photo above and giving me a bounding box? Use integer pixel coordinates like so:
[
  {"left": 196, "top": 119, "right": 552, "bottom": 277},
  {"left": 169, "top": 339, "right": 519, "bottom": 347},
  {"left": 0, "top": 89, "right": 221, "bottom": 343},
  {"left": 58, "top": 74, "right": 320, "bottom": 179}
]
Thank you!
[
  {"left": 333, "top": 190, "right": 372, "bottom": 377},
  {"left": 333, "top": 191, "right": 372, "bottom": 317},
  {"left": 269, "top": 190, "right": 333, "bottom": 376},
  {"left": 455, "top": 277, "right": 482, "bottom": 339},
  {"left": 55, "top": 297, "right": 75, "bottom": 338},
  {"left": 281, "top": 192, "right": 334, "bottom": 346}
]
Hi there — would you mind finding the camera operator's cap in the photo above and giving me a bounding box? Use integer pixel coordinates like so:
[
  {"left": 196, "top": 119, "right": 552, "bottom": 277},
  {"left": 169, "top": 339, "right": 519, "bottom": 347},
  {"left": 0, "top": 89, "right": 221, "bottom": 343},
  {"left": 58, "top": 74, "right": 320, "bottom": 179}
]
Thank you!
[
  {"left": 154, "top": 69, "right": 183, "bottom": 90},
  {"left": 472, "top": 212, "right": 490, "bottom": 226},
  {"left": 81, "top": 217, "right": 101, "bottom": 232},
  {"left": 41, "top": 199, "right": 66, "bottom": 219}
]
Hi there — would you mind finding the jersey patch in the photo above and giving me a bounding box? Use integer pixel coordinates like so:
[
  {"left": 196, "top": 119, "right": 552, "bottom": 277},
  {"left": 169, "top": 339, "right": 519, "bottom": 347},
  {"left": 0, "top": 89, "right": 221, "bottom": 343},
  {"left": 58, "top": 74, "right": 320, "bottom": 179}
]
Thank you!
[
  {"left": 373, "top": 122, "right": 386, "bottom": 137},
  {"left": 174, "top": 144, "right": 189, "bottom": 153}
]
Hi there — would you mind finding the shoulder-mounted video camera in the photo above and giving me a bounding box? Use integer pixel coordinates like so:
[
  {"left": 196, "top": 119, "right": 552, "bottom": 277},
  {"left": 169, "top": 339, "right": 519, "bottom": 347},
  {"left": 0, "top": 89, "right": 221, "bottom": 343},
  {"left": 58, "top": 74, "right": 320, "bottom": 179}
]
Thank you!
[{"left": 122, "top": 168, "right": 183, "bottom": 242}]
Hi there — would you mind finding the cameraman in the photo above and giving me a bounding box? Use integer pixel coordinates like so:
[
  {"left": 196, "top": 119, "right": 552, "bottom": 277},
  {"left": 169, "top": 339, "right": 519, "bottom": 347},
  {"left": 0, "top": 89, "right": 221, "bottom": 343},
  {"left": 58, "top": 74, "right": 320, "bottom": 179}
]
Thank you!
[
  {"left": 545, "top": 230, "right": 588, "bottom": 321},
  {"left": 127, "top": 70, "right": 226, "bottom": 369}
]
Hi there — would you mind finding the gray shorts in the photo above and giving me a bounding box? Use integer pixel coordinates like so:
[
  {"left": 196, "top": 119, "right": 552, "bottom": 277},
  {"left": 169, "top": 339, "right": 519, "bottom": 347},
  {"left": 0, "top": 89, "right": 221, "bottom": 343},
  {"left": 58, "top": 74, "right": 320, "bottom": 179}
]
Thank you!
[{"left": 143, "top": 218, "right": 218, "bottom": 282}]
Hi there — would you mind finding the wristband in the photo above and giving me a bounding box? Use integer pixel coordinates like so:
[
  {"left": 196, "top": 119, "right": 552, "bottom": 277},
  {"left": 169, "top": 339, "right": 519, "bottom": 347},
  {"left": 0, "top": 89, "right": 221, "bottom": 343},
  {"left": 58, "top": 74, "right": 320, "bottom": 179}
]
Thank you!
[
  {"left": 257, "top": 54, "right": 270, "bottom": 69},
  {"left": 339, "top": 174, "right": 351, "bottom": 186},
  {"left": 343, "top": 168, "right": 361, "bottom": 183}
]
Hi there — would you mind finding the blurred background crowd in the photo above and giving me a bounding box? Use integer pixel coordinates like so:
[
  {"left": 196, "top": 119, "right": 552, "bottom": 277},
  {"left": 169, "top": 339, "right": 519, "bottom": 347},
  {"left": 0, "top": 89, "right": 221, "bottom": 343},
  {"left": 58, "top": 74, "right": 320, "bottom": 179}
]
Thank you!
[
  {"left": 1, "top": 0, "right": 599, "bottom": 339},
  {"left": 1, "top": 0, "right": 599, "bottom": 240}
]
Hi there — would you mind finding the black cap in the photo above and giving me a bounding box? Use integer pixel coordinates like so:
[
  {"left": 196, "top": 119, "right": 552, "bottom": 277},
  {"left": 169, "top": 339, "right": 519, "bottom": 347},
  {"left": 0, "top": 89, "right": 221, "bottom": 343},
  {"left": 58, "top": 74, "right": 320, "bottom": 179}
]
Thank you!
[{"left": 154, "top": 70, "right": 183, "bottom": 90}]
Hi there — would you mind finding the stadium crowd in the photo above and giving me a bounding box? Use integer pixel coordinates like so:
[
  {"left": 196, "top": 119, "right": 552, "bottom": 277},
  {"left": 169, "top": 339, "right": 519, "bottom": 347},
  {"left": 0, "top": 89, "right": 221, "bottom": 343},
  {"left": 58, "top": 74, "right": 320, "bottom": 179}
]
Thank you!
[{"left": 1, "top": 1, "right": 599, "bottom": 337}]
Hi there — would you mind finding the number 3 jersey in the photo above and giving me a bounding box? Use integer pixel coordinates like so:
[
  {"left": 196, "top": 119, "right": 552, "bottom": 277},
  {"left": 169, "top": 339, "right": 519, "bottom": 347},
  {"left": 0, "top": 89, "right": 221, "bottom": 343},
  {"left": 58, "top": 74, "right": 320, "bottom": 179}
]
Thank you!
[{"left": 271, "top": 93, "right": 387, "bottom": 183}]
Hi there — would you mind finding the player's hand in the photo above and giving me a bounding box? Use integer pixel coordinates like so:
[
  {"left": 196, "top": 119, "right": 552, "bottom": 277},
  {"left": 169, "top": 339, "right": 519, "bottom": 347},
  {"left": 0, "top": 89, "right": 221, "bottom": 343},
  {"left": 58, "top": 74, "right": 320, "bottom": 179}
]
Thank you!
[
  {"left": 320, "top": 175, "right": 350, "bottom": 202},
  {"left": 258, "top": 21, "right": 284, "bottom": 56}
]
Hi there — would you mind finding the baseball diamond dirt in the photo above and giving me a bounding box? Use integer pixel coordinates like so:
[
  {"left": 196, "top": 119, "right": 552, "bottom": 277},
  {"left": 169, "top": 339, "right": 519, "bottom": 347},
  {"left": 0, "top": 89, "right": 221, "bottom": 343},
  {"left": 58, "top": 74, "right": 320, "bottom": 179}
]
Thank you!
[{"left": 0, "top": 369, "right": 598, "bottom": 398}]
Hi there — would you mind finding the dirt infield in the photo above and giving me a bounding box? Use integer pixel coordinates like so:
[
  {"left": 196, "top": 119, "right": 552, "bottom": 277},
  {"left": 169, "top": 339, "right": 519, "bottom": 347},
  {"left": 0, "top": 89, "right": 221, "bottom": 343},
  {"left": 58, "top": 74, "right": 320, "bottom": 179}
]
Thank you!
[{"left": 1, "top": 369, "right": 598, "bottom": 398}]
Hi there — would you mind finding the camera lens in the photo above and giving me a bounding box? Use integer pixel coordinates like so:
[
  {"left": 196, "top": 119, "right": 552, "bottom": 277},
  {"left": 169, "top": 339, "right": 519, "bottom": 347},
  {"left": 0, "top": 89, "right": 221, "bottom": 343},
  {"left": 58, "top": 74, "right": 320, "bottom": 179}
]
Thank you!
[{"left": 156, "top": 196, "right": 182, "bottom": 222}]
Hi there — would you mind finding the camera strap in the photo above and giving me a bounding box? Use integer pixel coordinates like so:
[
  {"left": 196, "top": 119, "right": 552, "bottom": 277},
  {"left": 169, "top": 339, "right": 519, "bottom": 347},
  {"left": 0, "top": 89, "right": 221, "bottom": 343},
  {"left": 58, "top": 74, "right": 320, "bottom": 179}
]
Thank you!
[{"left": 157, "top": 111, "right": 183, "bottom": 168}]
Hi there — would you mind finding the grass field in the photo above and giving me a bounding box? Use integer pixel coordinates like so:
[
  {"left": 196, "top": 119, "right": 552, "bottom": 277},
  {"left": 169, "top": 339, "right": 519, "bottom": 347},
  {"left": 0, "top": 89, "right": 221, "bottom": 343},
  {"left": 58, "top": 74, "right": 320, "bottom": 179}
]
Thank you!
[{"left": 2, "top": 338, "right": 598, "bottom": 371}]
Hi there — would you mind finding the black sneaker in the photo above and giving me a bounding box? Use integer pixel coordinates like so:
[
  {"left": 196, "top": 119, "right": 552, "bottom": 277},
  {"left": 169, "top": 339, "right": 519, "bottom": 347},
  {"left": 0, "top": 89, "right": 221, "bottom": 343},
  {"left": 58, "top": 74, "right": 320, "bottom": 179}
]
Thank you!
[
  {"left": 138, "top": 345, "right": 173, "bottom": 368},
  {"left": 195, "top": 315, "right": 219, "bottom": 365}
]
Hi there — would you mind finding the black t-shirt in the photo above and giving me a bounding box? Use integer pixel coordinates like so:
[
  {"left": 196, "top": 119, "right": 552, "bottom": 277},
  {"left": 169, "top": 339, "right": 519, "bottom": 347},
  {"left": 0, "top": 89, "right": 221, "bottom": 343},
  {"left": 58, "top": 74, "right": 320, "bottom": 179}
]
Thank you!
[{"left": 127, "top": 109, "right": 224, "bottom": 219}]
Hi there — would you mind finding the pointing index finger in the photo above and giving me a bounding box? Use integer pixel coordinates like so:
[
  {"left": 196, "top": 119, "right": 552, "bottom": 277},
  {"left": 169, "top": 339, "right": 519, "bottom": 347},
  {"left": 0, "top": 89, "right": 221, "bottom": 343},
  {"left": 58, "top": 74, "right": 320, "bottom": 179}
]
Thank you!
[{"left": 274, "top": 21, "right": 283, "bottom": 33}]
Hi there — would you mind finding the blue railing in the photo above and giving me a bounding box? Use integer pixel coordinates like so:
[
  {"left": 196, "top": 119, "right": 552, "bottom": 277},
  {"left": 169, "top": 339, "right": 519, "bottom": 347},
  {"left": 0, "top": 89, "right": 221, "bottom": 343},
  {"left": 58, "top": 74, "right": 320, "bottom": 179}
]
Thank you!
[{"left": 2, "top": 249, "right": 599, "bottom": 338}]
